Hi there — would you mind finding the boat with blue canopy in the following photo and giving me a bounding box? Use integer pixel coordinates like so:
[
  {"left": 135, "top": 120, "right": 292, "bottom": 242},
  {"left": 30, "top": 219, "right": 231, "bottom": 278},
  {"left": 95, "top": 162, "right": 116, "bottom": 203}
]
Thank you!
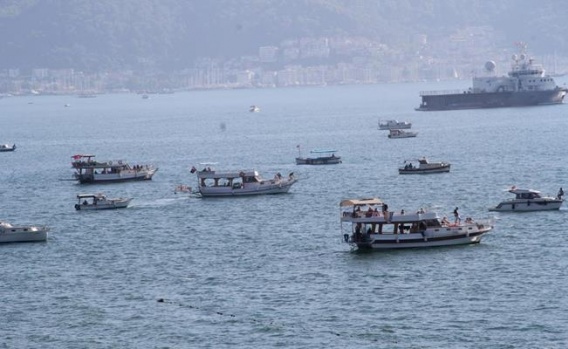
[{"left": 295, "top": 146, "right": 342, "bottom": 165}]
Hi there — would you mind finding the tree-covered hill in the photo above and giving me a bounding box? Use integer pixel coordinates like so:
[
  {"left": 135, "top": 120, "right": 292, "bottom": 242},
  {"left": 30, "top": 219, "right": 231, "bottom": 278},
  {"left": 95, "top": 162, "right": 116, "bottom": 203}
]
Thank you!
[{"left": 0, "top": 0, "right": 566, "bottom": 72}]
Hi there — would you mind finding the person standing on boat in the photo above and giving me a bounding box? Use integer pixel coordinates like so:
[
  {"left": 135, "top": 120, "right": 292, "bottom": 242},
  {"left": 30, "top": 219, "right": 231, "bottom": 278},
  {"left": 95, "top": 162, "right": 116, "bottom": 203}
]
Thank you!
[
  {"left": 557, "top": 187, "right": 564, "bottom": 200},
  {"left": 453, "top": 207, "right": 461, "bottom": 224}
]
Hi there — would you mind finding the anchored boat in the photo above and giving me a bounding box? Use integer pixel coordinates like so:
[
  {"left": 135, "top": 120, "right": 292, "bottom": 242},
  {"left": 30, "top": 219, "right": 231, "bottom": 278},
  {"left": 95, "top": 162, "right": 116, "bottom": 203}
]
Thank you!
[
  {"left": 417, "top": 43, "right": 567, "bottom": 111},
  {"left": 295, "top": 147, "right": 341, "bottom": 165},
  {"left": 399, "top": 157, "right": 451, "bottom": 174}
]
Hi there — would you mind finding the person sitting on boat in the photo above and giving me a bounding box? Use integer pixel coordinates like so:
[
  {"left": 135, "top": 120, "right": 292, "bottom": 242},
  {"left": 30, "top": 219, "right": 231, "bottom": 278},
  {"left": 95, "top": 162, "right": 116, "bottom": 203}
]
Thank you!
[
  {"left": 83, "top": 200, "right": 88, "bottom": 205},
  {"left": 441, "top": 217, "right": 450, "bottom": 226},
  {"left": 365, "top": 207, "right": 374, "bottom": 217},
  {"left": 373, "top": 208, "right": 380, "bottom": 216}
]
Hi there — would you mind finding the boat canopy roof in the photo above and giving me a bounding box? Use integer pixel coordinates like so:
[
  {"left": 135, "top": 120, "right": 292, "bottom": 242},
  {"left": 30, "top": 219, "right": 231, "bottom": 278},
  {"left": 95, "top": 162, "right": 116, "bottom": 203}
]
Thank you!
[
  {"left": 72, "top": 154, "right": 95, "bottom": 159},
  {"left": 310, "top": 149, "right": 338, "bottom": 154},
  {"left": 77, "top": 193, "right": 106, "bottom": 199},
  {"left": 340, "top": 198, "right": 383, "bottom": 207},
  {"left": 197, "top": 169, "right": 259, "bottom": 178},
  {"left": 508, "top": 187, "right": 541, "bottom": 194}
]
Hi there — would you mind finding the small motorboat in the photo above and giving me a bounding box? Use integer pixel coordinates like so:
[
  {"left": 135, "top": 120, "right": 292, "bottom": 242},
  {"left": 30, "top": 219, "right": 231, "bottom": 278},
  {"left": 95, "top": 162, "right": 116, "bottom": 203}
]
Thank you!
[
  {"left": 387, "top": 129, "right": 417, "bottom": 139},
  {"left": 75, "top": 193, "right": 132, "bottom": 210},
  {"left": 378, "top": 119, "right": 412, "bottom": 130},
  {"left": 0, "top": 221, "right": 49, "bottom": 243},
  {"left": 0, "top": 144, "right": 16, "bottom": 152},
  {"left": 489, "top": 186, "right": 564, "bottom": 212},
  {"left": 249, "top": 105, "right": 261, "bottom": 112},
  {"left": 295, "top": 146, "right": 342, "bottom": 165},
  {"left": 399, "top": 157, "right": 450, "bottom": 174}
]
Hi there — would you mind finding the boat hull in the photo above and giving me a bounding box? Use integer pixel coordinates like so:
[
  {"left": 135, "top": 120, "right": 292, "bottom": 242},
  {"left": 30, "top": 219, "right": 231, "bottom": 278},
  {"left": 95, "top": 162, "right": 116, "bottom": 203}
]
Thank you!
[
  {"left": 75, "top": 201, "right": 131, "bottom": 210},
  {"left": 0, "top": 144, "right": 16, "bottom": 152},
  {"left": 0, "top": 230, "right": 48, "bottom": 243},
  {"left": 76, "top": 170, "right": 157, "bottom": 184},
  {"left": 352, "top": 229, "right": 490, "bottom": 250},
  {"left": 489, "top": 199, "right": 563, "bottom": 212},
  {"left": 399, "top": 165, "right": 450, "bottom": 174},
  {"left": 416, "top": 89, "right": 567, "bottom": 111},
  {"left": 296, "top": 157, "right": 342, "bottom": 165},
  {"left": 199, "top": 181, "right": 295, "bottom": 197}
]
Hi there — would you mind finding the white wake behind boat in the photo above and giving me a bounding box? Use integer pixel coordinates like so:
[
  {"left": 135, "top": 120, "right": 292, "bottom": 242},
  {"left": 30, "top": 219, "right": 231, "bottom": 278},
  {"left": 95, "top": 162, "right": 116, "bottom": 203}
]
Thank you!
[
  {"left": 340, "top": 198, "right": 493, "bottom": 250},
  {"left": 378, "top": 119, "right": 412, "bottom": 130},
  {"left": 489, "top": 187, "right": 563, "bottom": 212},
  {"left": 0, "top": 221, "right": 49, "bottom": 243},
  {"left": 75, "top": 193, "right": 132, "bottom": 211},
  {"left": 399, "top": 157, "right": 451, "bottom": 174},
  {"left": 388, "top": 129, "right": 417, "bottom": 139},
  {"left": 191, "top": 165, "right": 297, "bottom": 197}
]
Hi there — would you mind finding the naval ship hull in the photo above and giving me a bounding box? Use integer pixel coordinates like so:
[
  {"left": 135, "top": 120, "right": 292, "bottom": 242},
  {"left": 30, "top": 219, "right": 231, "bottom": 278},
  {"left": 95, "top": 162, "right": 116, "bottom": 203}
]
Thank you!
[{"left": 416, "top": 88, "right": 567, "bottom": 111}]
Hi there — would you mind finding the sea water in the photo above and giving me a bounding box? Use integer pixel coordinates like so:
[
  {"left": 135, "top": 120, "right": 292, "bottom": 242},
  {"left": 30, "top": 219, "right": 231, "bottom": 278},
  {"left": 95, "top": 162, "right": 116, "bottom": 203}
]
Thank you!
[{"left": 1, "top": 80, "right": 568, "bottom": 348}]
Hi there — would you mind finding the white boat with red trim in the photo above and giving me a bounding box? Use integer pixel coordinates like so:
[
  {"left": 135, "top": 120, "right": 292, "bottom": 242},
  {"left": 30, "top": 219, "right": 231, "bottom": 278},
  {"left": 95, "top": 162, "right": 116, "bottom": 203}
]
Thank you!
[
  {"left": 71, "top": 154, "right": 157, "bottom": 184},
  {"left": 489, "top": 187, "right": 563, "bottom": 212},
  {"left": 75, "top": 193, "right": 132, "bottom": 211},
  {"left": 340, "top": 198, "right": 493, "bottom": 250},
  {"left": 0, "top": 221, "right": 49, "bottom": 243},
  {"left": 191, "top": 165, "right": 297, "bottom": 197}
]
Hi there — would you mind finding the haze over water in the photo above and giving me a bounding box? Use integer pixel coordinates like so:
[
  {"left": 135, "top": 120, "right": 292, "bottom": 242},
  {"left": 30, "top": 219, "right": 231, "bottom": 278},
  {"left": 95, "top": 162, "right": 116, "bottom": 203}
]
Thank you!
[{"left": 2, "top": 80, "right": 568, "bottom": 348}]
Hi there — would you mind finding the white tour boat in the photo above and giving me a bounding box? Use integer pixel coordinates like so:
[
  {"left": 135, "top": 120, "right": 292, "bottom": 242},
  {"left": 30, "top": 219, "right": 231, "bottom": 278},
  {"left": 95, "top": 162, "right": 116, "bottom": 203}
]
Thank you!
[
  {"left": 340, "top": 198, "right": 493, "bottom": 250},
  {"left": 295, "top": 146, "right": 342, "bottom": 165},
  {"left": 0, "top": 221, "right": 49, "bottom": 243},
  {"left": 378, "top": 119, "right": 412, "bottom": 130},
  {"left": 489, "top": 187, "right": 564, "bottom": 212},
  {"left": 0, "top": 143, "right": 16, "bottom": 152},
  {"left": 72, "top": 154, "right": 158, "bottom": 184},
  {"left": 75, "top": 193, "right": 132, "bottom": 211},
  {"left": 387, "top": 129, "right": 417, "bottom": 139},
  {"left": 191, "top": 165, "right": 297, "bottom": 197},
  {"left": 399, "top": 157, "right": 451, "bottom": 174}
]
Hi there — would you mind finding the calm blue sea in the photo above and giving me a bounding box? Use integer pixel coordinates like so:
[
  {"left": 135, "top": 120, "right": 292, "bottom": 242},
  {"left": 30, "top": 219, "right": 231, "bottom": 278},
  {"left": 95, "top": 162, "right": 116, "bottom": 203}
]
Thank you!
[{"left": 1, "top": 80, "right": 568, "bottom": 349}]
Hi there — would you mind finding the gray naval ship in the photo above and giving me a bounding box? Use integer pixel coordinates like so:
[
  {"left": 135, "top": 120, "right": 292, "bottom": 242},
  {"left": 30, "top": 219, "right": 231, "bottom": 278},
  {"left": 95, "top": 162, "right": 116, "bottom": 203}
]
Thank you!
[{"left": 416, "top": 44, "right": 567, "bottom": 111}]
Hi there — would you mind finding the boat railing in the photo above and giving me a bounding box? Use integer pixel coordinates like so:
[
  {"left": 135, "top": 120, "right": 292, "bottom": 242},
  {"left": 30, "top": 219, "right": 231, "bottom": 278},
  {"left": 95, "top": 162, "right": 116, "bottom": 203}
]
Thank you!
[{"left": 419, "top": 89, "right": 464, "bottom": 96}]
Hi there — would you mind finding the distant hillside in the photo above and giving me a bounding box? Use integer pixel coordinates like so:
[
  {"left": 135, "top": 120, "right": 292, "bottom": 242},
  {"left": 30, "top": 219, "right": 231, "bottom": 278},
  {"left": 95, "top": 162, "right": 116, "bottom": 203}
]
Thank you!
[{"left": 0, "top": 0, "right": 566, "bottom": 72}]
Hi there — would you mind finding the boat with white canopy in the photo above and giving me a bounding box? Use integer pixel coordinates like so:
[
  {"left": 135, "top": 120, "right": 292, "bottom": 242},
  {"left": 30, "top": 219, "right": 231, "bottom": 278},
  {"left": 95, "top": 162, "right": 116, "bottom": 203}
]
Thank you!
[
  {"left": 71, "top": 154, "right": 157, "bottom": 184},
  {"left": 340, "top": 198, "right": 493, "bottom": 250}
]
